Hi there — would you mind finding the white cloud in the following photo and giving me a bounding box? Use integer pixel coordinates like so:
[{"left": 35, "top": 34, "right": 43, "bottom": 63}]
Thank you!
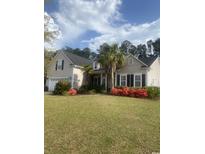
[
  {"left": 53, "top": 0, "right": 122, "bottom": 48},
  {"left": 85, "top": 19, "right": 160, "bottom": 51},
  {"left": 51, "top": 0, "right": 160, "bottom": 51},
  {"left": 44, "top": 12, "right": 62, "bottom": 50}
]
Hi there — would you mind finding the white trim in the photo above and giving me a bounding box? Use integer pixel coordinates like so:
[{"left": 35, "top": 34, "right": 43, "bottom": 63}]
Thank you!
[
  {"left": 47, "top": 76, "right": 69, "bottom": 79},
  {"left": 134, "top": 73, "right": 142, "bottom": 87},
  {"left": 100, "top": 73, "right": 102, "bottom": 85},
  {"left": 120, "top": 73, "right": 127, "bottom": 87},
  {"left": 71, "top": 73, "right": 74, "bottom": 88},
  {"left": 117, "top": 73, "right": 143, "bottom": 88},
  {"left": 73, "top": 65, "right": 84, "bottom": 69},
  {"left": 60, "top": 51, "right": 74, "bottom": 64}
]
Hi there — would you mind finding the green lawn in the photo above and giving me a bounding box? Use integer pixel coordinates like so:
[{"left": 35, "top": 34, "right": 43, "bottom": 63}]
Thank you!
[{"left": 45, "top": 94, "right": 160, "bottom": 154}]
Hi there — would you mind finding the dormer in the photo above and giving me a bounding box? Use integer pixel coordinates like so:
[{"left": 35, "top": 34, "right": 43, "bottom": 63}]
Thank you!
[{"left": 93, "top": 61, "right": 101, "bottom": 70}]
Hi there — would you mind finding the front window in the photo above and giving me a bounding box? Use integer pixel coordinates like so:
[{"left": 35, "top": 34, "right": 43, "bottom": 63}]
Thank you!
[
  {"left": 55, "top": 59, "right": 64, "bottom": 70},
  {"left": 120, "top": 75, "right": 126, "bottom": 86},
  {"left": 135, "top": 75, "right": 141, "bottom": 87},
  {"left": 57, "top": 59, "right": 62, "bottom": 69}
]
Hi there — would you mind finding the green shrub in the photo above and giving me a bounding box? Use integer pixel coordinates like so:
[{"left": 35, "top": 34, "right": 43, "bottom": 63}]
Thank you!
[
  {"left": 88, "top": 89, "right": 97, "bottom": 94},
  {"left": 44, "top": 86, "right": 48, "bottom": 92},
  {"left": 78, "top": 85, "right": 89, "bottom": 94},
  {"left": 79, "top": 85, "right": 105, "bottom": 94},
  {"left": 146, "top": 87, "right": 160, "bottom": 99},
  {"left": 53, "top": 80, "right": 71, "bottom": 95},
  {"left": 94, "top": 85, "right": 105, "bottom": 93}
]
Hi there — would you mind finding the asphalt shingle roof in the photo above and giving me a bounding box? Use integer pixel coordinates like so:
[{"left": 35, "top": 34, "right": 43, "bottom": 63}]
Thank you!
[
  {"left": 63, "top": 51, "right": 92, "bottom": 66},
  {"left": 138, "top": 54, "right": 158, "bottom": 66}
]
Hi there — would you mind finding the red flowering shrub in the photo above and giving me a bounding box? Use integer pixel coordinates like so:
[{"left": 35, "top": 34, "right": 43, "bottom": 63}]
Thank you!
[
  {"left": 134, "top": 89, "right": 148, "bottom": 97},
  {"left": 111, "top": 87, "right": 148, "bottom": 98},
  {"left": 122, "top": 87, "right": 129, "bottom": 96},
  {"left": 128, "top": 88, "right": 135, "bottom": 97},
  {"left": 68, "top": 88, "right": 77, "bottom": 96},
  {"left": 111, "top": 88, "right": 118, "bottom": 95}
]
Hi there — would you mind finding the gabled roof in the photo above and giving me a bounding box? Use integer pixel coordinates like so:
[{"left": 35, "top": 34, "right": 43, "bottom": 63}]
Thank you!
[
  {"left": 62, "top": 51, "right": 92, "bottom": 66},
  {"left": 138, "top": 54, "right": 158, "bottom": 66}
]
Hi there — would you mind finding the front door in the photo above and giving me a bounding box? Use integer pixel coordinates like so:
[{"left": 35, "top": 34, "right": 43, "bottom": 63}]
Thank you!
[{"left": 93, "top": 76, "right": 101, "bottom": 87}]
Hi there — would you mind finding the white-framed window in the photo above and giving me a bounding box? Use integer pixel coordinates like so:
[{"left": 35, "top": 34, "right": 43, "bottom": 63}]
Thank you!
[
  {"left": 120, "top": 75, "right": 126, "bottom": 86},
  {"left": 55, "top": 59, "right": 64, "bottom": 70},
  {"left": 134, "top": 74, "right": 141, "bottom": 87}
]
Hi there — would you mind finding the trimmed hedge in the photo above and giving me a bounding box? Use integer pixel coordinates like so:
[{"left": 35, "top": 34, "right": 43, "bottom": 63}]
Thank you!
[
  {"left": 78, "top": 85, "right": 105, "bottom": 94},
  {"left": 111, "top": 87, "right": 148, "bottom": 98},
  {"left": 111, "top": 86, "right": 160, "bottom": 99}
]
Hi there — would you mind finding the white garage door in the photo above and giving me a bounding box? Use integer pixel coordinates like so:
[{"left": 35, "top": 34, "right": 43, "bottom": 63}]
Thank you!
[
  {"left": 47, "top": 77, "right": 71, "bottom": 91},
  {"left": 48, "top": 79, "right": 59, "bottom": 91}
]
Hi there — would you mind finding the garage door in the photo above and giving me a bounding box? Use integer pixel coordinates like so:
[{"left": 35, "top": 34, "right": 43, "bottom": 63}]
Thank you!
[{"left": 48, "top": 79, "right": 59, "bottom": 91}]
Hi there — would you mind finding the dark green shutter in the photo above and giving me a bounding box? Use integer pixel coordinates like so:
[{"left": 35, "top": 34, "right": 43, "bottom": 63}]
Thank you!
[
  {"left": 131, "top": 74, "right": 134, "bottom": 87},
  {"left": 127, "top": 74, "right": 130, "bottom": 87},
  {"left": 117, "top": 74, "right": 120, "bottom": 86},
  {"left": 55, "top": 61, "right": 58, "bottom": 70},
  {"left": 62, "top": 60, "right": 64, "bottom": 70},
  {"left": 142, "top": 74, "right": 146, "bottom": 87}
]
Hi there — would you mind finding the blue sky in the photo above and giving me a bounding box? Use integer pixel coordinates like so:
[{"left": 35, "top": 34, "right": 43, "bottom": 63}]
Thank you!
[{"left": 45, "top": 0, "right": 160, "bottom": 51}]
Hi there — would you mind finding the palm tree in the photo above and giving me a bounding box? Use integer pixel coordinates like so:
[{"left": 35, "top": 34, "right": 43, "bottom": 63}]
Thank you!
[
  {"left": 98, "top": 43, "right": 125, "bottom": 92},
  {"left": 83, "top": 64, "right": 93, "bottom": 87}
]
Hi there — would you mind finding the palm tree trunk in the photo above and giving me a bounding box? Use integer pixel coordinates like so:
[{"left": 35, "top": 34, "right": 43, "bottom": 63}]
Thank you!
[
  {"left": 110, "top": 67, "right": 114, "bottom": 92},
  {"left": 106, "top": 73, "right": 109, "bottom": 92}
]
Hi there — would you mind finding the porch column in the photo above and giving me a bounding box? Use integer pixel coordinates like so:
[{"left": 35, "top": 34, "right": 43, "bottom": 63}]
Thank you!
[
  {"left": 114, "top": 73, "right": 117, "bottom": 87},
  {"left": 105, "top": 74, "right": 107, "bottom": 90},
  {"left": 100, "top": 73, "right": 102, "bottom": 85},
  {"left": 71, "top": 73, "right": 74, "bottom": 88}
]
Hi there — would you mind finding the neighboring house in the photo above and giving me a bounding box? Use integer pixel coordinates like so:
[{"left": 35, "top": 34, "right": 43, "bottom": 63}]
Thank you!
[
  {"left": 46, "top": 51, "right": 91, "bottom": 91},
  {"left": 46, "top": 51, "right": 160, "bottom": 91}
]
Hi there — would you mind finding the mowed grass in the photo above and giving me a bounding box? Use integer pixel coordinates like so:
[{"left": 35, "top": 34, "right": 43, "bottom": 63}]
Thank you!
[{"left": 45, "top": 94, "right": 160, "bottom": 154}]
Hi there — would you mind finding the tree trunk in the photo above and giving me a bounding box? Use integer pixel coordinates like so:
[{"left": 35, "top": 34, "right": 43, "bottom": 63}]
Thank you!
[
  {"left": 110, "top": 67, "right": 114, "bottom": 92},
  {"left": 106, "top": 73, "right": 109, "bottom": 92}
]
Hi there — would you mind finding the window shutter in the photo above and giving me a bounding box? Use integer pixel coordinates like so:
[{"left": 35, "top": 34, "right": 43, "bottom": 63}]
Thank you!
[
  {"left": 117, "top": 74, "right": 120, "bottom": 86},
  {"left": 62, "top": 60, "right": 64, "bottom": 70},
  {"left": 127, "top": 74, "right": 130, "bottom": 87},
  {"left": 131, "top": 74, "right": 134, "bottom": 87},
  {"left": 142, "top": 74, "right": 146, "bottom": 87},
  {"left": 55, "top": 61, "right": 58, "bottom": 70}
]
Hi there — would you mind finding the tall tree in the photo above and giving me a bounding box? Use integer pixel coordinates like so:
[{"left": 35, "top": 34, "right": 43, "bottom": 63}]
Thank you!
[
  {"left": 83, "top": 65, "right": 93, "bottom": 86},
  {"left": 98, "top": 43, "right": 125, "bottom": 92},
  {"left": 136, "top": 44, "right": 147, "bottom": 56},
  {"left": 152, "top": 38, "right": 160, "bottom": 55},
  {"left": 82, "top": 47, "right": 91, "bottom": 58},
  {"left": 44, "top": 49, "right": 56, "bottom": 85},
  {"left": 44, "top": 12, "right": 61, "bottom": 46},
  {"left": 62, "top": 46, "right": 97, "bottom": 60}
]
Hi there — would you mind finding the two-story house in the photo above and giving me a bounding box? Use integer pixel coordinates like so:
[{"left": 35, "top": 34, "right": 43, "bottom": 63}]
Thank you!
[{"left": 46, "top": 51, "right": 91, "bottom": 91}]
